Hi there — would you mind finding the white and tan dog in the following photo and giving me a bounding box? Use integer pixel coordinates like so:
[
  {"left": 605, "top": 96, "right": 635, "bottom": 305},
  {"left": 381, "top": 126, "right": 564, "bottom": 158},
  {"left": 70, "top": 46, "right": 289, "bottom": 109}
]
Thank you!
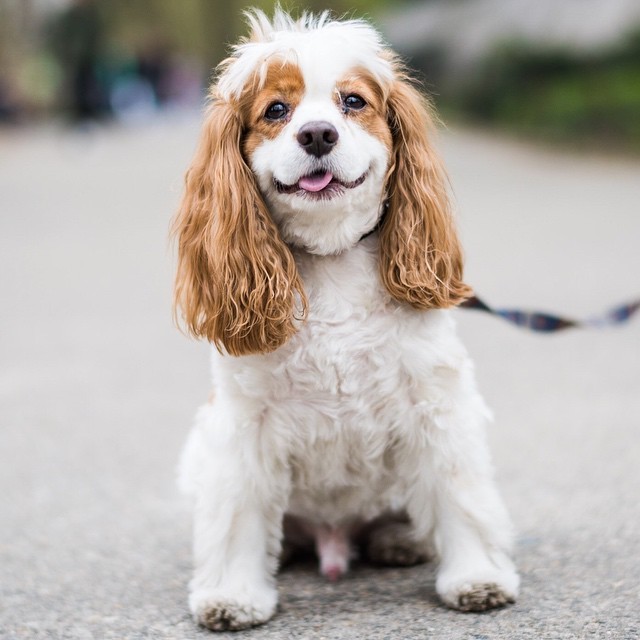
[{"left": 173, "top": 9, "right": 519, "bottom": 631}]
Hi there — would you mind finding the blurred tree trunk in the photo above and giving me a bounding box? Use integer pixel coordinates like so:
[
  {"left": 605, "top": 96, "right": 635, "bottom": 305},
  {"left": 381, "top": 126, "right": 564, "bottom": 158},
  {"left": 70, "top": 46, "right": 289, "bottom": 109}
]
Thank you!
[{"left": 200, "top": 0, "right": 239, "bottom": 78}]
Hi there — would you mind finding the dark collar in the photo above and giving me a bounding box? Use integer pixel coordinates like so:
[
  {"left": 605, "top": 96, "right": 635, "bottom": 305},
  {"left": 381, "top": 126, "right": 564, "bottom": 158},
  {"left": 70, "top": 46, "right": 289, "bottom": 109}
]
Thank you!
[{"left": 359, "top": 202, "right": 389, "bottom": 242}]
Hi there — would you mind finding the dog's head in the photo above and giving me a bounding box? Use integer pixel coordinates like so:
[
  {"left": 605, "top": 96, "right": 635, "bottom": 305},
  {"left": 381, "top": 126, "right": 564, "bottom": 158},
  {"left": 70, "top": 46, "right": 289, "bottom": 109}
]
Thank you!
[{"left": 172, "top": 10, "right": 471, "bottom": 356}]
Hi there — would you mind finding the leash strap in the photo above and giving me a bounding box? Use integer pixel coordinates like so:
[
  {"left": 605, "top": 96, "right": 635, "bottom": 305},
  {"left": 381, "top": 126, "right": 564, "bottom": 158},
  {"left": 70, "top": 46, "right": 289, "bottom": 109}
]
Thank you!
[
  {"left": 460, "top": 295, "right": 640, "bottom": 333},
  {"left": 361, "top": 216, "right": 639, "bottom": 332}
]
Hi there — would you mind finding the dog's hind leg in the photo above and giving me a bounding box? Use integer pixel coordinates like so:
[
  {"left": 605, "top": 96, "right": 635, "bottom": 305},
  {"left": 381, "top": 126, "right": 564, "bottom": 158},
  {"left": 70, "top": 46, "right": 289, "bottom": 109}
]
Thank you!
[{"left": 365, "top": 515, "right": 432, "bottom": 567}]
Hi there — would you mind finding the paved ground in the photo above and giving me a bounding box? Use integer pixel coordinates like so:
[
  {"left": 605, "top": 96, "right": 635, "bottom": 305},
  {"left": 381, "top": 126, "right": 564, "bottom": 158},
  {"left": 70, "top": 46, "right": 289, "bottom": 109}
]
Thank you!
[{"left": 1, "top": 115, "right": 639, "bottom": 639}]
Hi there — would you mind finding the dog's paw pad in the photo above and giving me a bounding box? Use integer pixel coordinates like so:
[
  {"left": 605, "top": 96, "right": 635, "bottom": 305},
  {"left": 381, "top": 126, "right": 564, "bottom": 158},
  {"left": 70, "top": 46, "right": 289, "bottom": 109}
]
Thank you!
[
  {"left": 453, "top": 582, "right": 515, "bottom": 612},
  {"left": 190, "top": 590, "right": 276, "bottom": 631},
  {"left": 199, "top": 602, "right": 259, "bottom": 631}
]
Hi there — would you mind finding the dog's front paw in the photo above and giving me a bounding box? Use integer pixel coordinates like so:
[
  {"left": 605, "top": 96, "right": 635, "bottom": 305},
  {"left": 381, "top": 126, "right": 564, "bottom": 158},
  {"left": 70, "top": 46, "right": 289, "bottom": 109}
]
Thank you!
[
  {"left": 189, "top": 586, "right": 277, "bottom": 631},
  {"left": 436, "top": 565, "right": 519, "bottom": 612}
]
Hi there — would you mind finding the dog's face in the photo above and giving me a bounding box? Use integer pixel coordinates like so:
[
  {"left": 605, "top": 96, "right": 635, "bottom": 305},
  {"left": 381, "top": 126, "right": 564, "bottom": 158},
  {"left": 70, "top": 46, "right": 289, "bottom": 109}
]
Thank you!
[
  {"left": 239, "top": 39, "right": 393, "bottom": 254},
  {"left": 172, "top": 11, "right": 471, "bottom": 355}
]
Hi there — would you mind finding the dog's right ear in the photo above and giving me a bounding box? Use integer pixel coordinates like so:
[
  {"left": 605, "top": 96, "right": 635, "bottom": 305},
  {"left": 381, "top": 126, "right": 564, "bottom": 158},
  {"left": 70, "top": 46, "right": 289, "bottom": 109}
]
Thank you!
[{"left": 171, "top": 96, "right": 307, "bottom": 356}]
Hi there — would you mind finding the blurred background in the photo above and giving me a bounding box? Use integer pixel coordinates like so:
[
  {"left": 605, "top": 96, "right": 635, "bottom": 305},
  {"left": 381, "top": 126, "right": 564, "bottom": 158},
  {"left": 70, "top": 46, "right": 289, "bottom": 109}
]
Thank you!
[
  {"left": 2, "top": 3, "right": 640, "bottom": 638},
  {"left": 1, "top": 0, "right": 639, "bottom": 150}
]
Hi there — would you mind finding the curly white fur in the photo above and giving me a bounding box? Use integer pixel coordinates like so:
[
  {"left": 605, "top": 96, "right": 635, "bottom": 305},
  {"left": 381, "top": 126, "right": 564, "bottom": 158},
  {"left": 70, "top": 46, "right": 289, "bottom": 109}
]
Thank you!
[{"left": 175, "top": 9, "right": 519, "bottom": 631}]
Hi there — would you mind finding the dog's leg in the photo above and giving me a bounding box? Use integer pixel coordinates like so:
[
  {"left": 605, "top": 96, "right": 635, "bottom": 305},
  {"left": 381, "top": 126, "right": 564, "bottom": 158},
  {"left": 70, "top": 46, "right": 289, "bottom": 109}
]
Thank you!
[
  {"left": 407, "top": 391, "right": 519, "bottom": 612},
  {"left": 182, "top": 408, "right": 288, "bottom": 631},
  {"left": 365, "top": 517, "right": 432, "bottom": 567}
]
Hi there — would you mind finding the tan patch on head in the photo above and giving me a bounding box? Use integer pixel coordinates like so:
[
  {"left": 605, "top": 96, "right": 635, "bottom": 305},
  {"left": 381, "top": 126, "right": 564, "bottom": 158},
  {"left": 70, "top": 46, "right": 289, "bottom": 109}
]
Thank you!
[
  {"left": 242, "top": 62, "right": 305, "bottom": 158},
  {"left": 336, "top": 68, "right": 393, "bottom": 152}
]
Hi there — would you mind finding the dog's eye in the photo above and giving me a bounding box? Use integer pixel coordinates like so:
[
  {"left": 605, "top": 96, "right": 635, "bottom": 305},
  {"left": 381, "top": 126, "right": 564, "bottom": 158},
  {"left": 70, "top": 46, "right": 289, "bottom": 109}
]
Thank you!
[
  {"left": 342, "top": 94, "right": 366, "bottom": 111},
  {"left": 264, "top": 102, "right": 289, "bottom": 121}
]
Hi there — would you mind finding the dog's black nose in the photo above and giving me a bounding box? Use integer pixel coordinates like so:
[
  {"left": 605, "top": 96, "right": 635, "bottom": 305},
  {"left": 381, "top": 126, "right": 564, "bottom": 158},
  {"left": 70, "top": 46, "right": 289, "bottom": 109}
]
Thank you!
[{"left": 296, "top": 121, "right": 339, "bottom": 157}]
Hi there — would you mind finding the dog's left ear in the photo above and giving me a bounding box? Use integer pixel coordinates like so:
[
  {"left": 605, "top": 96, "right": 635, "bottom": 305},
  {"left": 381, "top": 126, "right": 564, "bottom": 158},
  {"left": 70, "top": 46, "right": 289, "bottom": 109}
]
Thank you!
[{"left": 379, "top": 76, "right": 472, "bottom": 309}]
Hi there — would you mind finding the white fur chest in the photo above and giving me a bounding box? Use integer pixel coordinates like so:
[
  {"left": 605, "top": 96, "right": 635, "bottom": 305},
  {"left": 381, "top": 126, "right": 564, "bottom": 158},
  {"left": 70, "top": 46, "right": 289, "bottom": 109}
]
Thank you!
[{"left": 211, "top": 237, "right": 470, "bottom": 526}]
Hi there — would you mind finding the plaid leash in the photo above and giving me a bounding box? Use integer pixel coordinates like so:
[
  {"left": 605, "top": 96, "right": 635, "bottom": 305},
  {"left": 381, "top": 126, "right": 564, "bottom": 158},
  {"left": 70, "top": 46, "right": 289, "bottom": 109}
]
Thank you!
[{"left": 460, "top": 295, "right": 640, "bottom": 333}]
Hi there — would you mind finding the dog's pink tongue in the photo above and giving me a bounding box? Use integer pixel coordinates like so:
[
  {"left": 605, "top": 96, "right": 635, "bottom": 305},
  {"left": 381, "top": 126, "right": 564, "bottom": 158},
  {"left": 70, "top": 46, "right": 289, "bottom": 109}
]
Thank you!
[{"left": 298, "top": 171, "right": 333, "bottom": 192}]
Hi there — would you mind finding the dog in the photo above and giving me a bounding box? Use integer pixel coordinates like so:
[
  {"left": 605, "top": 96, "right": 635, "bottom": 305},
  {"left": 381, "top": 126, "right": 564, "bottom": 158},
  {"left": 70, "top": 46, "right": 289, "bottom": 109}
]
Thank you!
[{"left": 172, "top": 9, "right": 519, "bottom": 631}]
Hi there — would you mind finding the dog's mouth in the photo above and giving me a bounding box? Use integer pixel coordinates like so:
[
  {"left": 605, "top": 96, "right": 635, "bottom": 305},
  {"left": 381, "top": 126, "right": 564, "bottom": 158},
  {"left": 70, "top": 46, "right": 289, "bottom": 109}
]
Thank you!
[{"left": 274, "top": 170, "right": 367, "bottom": 200}]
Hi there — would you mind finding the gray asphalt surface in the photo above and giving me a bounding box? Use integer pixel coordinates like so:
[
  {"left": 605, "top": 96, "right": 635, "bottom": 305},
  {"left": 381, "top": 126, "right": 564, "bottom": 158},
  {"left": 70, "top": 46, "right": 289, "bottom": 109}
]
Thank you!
[{"left": 1, "top": 116, "right": 639, "bottom": 639}]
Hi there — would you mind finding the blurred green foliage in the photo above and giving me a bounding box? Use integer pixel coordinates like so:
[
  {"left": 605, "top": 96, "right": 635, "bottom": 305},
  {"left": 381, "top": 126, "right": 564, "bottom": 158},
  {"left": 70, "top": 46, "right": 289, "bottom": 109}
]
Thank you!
[
  {"left": 4, "top": 0, "right": 639, "bottom": 153},
  {"left": 0, "top": 0, "right": 399, "bottom": 119},
  {"left": 95, "top": 0, "right": 392, "bottom": 70},
  {"left": 454, "top": 31, "right": 640, "bottom": 152}
]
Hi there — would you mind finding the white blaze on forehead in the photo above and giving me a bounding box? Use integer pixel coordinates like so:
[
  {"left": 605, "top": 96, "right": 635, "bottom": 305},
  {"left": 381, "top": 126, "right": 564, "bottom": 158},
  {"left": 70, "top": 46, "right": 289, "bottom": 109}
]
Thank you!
[{"left": 217, "top": 11, "right": 395, "bottom": 101}]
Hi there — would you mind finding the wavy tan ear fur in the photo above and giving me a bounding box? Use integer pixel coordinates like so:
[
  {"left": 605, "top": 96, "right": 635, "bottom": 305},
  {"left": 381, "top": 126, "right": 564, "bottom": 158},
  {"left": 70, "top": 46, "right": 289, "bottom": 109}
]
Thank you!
[
  {"left": 380, "top": 75, "right": 472, "bottom": 309},
  {"left": 171, "top": 96, "right": 306, "bottom": 356}
]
